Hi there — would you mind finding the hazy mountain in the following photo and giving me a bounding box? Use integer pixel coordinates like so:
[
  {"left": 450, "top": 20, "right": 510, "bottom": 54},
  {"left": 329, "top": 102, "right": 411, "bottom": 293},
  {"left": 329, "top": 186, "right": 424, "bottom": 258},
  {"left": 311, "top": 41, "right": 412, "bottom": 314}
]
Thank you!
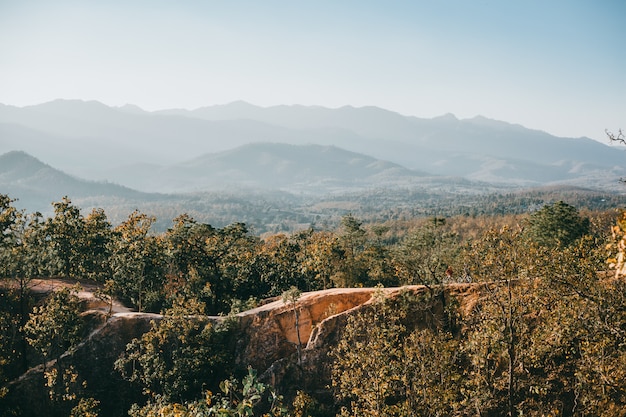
[
  {"left": 1, "top": 100, "right": 624, "bottom": 192},
  {"left": 159, "top": 102, "right": 626, "bottom": 185},
  {"left": 108, "top": 143, "right": 429, "bottom": 193},
  {"left": 3, "top": 150, "right": 625, "bottom": 234},
  {"left": 0, "top": 151, "right": 152, "bottom": 213},
  {"left": 0, "top": 100, "right": 328, "bottom": 173}
]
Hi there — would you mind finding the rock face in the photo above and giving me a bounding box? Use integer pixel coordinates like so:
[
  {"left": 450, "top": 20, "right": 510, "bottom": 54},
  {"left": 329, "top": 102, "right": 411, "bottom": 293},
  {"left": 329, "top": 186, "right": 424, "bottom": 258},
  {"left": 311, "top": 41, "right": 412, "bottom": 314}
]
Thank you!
[
  {"left": 2, "top": 284, "right": 480, "bottom": 416},
  {"left": 236, "top": 288, "right": 376, "bottom": 371}
]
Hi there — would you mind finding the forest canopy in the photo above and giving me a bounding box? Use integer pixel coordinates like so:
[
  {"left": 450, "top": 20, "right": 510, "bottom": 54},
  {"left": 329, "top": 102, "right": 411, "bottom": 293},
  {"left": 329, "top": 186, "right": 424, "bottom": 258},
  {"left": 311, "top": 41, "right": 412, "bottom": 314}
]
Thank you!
[{"left": 0, "top": 194, "right": 625, "bottom": 416}]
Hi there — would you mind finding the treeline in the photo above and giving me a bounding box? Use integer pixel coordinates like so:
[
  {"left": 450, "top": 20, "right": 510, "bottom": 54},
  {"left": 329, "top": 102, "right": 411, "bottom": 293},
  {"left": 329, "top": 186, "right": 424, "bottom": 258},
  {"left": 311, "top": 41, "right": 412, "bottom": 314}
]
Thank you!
[
  {"left": 1, "top": 194, "right": 625, "bottom": 416},
  {"left": 71, "top": 184, "right": 626, "bottom": 235}
]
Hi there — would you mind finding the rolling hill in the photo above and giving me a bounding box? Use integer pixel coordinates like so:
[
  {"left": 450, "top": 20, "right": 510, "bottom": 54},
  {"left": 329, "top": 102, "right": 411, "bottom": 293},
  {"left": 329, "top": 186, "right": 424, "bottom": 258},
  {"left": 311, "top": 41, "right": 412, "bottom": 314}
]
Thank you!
[
  {"left": 108, "top": 143, "right": 429, "bottom": 193},
  {"left": 0, "top": 151, "right": 155, "bottom": 214}
]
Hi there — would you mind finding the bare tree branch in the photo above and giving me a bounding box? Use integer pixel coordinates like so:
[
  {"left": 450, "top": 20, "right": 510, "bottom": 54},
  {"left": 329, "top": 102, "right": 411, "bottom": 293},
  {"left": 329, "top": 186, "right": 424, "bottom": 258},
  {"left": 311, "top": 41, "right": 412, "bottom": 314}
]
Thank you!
[{"left": 606, "top": 129, "right": 625, "bottom": 145}]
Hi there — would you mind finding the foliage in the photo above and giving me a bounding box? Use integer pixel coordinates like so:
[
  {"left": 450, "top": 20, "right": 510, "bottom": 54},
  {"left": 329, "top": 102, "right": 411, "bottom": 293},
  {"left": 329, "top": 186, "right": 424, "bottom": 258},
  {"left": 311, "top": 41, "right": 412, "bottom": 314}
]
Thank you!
[
  {"left": 163, "top": 214, "right": 217, "bottom": 312},
  {"left": 331, "top": 289, "right": 461, "bottom": 416},
  {"left": 70, "top": 397, "right": 100, "bottom": 417},
  {"left": 45, "top": 196, "right": 86, "bottom": 278},
  {"left": 333, "top": 214, "right": 368, "bottom": 287},
  {"left": 94, "top": 279, "right": 116, "bottom": 316},
  {"left": 115, "top": 297, "right": 235, "bottom": 403},
  {"left": 1, "top": 192, "right": 626, "bottom": 416},
  {"left": 44, "top": 363, "right": 100, "bottom": 416},
  {"left": 282, "top": 286, "right": 303, "bottom": 366},
  {"left": 110, "top": 210, "right": 166, "bottom": 312},
  {"left": 23, "top": 285, "right": 84, "bottom": 371},
  {"left": 525, "top": 200, "right": 590, "bottom": 248},
  {"left": 80, "top": 208, "right": 113, "bottom": 280},
  {"left": 0, "top": 194, "right": 19, "bottom": 249},
  {"left": 127, "top": 367, "right": 288, "bottom": 417},
  {"left": 392, "top": 217, "right": 461, "bottom": 285}
]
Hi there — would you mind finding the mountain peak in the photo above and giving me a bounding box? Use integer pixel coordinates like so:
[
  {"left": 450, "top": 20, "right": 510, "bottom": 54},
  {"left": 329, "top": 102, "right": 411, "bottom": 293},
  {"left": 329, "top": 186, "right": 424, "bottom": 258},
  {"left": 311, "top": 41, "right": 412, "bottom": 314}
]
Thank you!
[
  {"left": 433, "top": 113, "right": 458, "bottom": 122},
  {"left": 0, "top": 150, "right": 41, "bottom": 164},
  {"left": 0, "top": 150, "right": 50, "bottom": 177},
  {"left": 117, "top": 103, "right": 146, "bottom": 114}
]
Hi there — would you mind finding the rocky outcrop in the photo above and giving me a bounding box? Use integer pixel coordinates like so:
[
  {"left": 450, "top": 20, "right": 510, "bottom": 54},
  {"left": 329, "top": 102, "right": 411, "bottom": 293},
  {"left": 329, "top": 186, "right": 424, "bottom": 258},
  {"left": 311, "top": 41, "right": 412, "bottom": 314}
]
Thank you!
[
  {"left": 236, "top": 287, "right": 376, "bottom": 371},
  {"left": 2, "top": 283, "right": 482, "bottom": 416}
]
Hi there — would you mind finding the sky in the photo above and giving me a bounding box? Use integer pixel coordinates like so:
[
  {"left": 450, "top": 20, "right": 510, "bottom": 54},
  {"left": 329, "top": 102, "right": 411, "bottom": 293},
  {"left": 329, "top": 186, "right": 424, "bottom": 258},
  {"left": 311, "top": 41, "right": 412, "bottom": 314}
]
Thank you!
[{"left": 0, "top": 0, "right": 624, "bottom": 142}]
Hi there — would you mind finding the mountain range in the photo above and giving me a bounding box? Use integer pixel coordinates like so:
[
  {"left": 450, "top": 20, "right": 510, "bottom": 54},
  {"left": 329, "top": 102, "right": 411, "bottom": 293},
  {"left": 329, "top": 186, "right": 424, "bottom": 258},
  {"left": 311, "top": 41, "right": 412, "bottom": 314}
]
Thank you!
[{"left": 0, "top": 99, "right": 625, "bottom": 221}]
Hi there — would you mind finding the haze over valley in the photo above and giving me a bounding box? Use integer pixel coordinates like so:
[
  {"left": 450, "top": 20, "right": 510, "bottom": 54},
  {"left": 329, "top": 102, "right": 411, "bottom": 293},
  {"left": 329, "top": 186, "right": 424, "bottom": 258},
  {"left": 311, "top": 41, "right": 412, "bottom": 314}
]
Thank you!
[{"left": 1, "top": 99, "right": 625, "bottom": 232}]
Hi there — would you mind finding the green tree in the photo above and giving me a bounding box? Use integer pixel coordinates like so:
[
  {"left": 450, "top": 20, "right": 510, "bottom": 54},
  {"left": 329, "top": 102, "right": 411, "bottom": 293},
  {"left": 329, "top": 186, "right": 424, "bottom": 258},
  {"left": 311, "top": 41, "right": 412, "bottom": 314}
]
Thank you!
[
  {"left": 163, "top": 214, "right": 217, "bottom": 311},
  {"left": 127, "top": 367, "right": 288, "bottom": 417},
  {"left": 361, "top": 225, "right": 397, "bottom": 287},
  {"left": 331, "top": 289, "right": 460, "bottom": 416},
  {"left": 258, "top": 233, "right": 307, "bottom": 297},
  {"left": 526, "top": 201, "right": 590, "bottom": 248},
  {"left": 110, "top": 210, "right": 166, "bottom": 312},
  {"left": 46, "top": 197, "right": 85, "bottom": 278},
  {"left": 334, "top": 214, "right": 367, "bottom": 287},
  {"left": 462, "top": 226, "right": 543, "bottom": 416},
  {"left": 400, "top": 328, "right": 462, "bottom": 416},
  {"left": 0, "top": 194, "right": 19, "bottom": 250},
  {"left": 115, "top": 297, "right": 234, "bottom": 404},
  {"left": 282, "top": 286, "right": 303, "bottom": 366},
  {"left": 44, "top": 364, "right": 100, "bottom": 417},
  {"left": 299, "top": 230, "right": 338, "bottom": 291},
  {"left": 2, "top": 211, "right": 50, "bottom": 374},
  {"left": 332, "top": 291, "right": 406, "bottom": 416},
  {"left": 392, "top": 218, "right": 460, "bottom": 286},
  {"left": 204, "top": 222, "right": 261, "bottom": 313},
  {"left": 80, "top": 208, "right": 113, "bottom": 281},
  {"left": 0, "top": 195, "right": 26, "bottom": 379},
  {"left": 24, "top": 285, "right": 84, "bottom": 373}
]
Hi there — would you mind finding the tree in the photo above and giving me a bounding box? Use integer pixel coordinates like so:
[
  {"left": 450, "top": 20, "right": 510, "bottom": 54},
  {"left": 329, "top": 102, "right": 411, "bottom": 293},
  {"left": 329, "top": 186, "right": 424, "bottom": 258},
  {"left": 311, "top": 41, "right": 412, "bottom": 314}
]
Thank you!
[
  {"left": 331, "top": 289, "right": 460, "bottom": 416},
  {"left": 334, "top": 214, "right": 368, "bottom": 287},
  {"left": 462, "top": 225, "right": 545, "bottom": 416},
  {"left": 115, "top": 297, "right": 234, "bottom": 404},
  {"left": 606, "top": 128, "right": 625, "bottom": 145},
  {"left": 2, "top": 210, "right": 50, "bottom": 374},
  {"left": 299, "top": 230, "right": 338, "bottom": 291},
  {"left": 392, "top": 218, "right": 460, "bottom": 286},
  {"left": 44, "top": 364, "right": 101, "bottom": 417},
  {"left": 525, "top": 201, "right": 590, "bottom": 248},
  {"left": 204, "top": 222, "right": 261, "bottom": 313},
  {"left": 0, "top": 194, "right": 19, "bottom": 250},
  {"left": 110, "top": 211, "right": 166, "bottom": 312},
  {"left": 400, "top": 328, "right": 462, "bottom": 416},
  {"left": 80, "top": 208, "right": 113, "bottom": 281},
  {"left": 46, "top": 197, "right": 85, "bottom": 278},
  {"left": 94, "top": 279, "right": 116, "bottom": 317},
  {"left": 0, "top": 195, "right": 25, "bottom": 379},
  {"left": 282, "top": 286, "right": 303, "bottom": 366},
  {"left": 163, "top": 214, "right": 217, "bottom": 311},
  {"left": 23, "top": 285, "right": 84, "bottom": 373},
  {"left": 332, "top": 293, "right": 405, "bottom": 416},
  {"left": 361, "top": 225, "right": 397, "bottom": 287},
  {"left": 126, "top": 367, "right": 288, "bottom": 417}
]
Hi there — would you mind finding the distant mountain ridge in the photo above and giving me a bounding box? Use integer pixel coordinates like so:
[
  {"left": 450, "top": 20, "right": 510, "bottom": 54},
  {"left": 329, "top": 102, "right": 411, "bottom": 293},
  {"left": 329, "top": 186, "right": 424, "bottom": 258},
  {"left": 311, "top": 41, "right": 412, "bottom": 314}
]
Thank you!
[
  {"left": 0, "top": 151, "right": 151, "bottom": 213},
  {"left": 110, "top": 142, "right": 429, "bottom": 193},
  {"left": 0, "top": 99, "right": 624, "bottom": 194}
]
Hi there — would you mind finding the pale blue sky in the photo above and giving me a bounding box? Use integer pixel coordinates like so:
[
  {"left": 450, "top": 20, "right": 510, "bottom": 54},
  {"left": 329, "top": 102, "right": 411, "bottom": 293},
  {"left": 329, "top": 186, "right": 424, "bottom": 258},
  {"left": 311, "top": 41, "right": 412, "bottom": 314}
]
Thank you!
[{"left": 0, "top": 0, "right": 624, "bottom": 141}]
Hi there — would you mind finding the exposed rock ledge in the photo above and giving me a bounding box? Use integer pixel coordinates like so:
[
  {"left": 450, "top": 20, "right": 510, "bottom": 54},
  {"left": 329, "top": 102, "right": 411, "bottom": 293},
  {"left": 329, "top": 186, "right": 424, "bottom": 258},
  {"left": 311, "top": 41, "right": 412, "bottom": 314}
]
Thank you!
[{"left": 3, "top": 283, "right": 481, "bottom": 416}]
